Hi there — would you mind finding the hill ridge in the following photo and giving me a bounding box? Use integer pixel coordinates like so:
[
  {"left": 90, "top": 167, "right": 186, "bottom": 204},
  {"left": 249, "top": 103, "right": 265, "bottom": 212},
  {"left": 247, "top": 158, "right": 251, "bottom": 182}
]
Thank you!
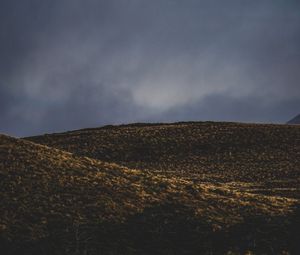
[
  {"left": 26, "top": 121, "right": 300, "bottom": 190},
  {"left": 287, "top": 113, "right": 300, "bottom": 124},
  {"left": 2, "top": 120, "right": 300, "bottom": 254},
  {"left": 27, "top": 120, "right": 292, "bottom": 138}
]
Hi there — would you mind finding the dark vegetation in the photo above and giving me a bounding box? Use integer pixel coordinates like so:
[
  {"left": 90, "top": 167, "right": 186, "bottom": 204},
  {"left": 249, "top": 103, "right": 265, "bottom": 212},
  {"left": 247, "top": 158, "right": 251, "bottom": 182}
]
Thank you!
[
  {"left": 1, "top": 121, "right": 300, "bottom": 254},
  {"left": 28, "top": 122, "right": 300, "bottom": 197}
]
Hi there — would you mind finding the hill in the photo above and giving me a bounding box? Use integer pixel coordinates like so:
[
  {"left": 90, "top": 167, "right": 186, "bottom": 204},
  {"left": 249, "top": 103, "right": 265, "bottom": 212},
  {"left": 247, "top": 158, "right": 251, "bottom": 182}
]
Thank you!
[
  {"left": 27, "top": 121, "right": 300, "bottom": 198},
  {"left": 287, "top": 114, "right": 300, "bottom": 124},
  {"left": 1, "top": 132, "right": 300, "bottom": 254}
]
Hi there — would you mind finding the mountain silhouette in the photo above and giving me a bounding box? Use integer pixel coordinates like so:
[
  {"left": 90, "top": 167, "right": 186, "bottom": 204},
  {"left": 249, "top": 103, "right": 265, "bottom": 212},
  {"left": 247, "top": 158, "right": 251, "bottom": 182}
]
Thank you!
[{"left": 287, "top": 114, "right": 300, "bottom": 124}]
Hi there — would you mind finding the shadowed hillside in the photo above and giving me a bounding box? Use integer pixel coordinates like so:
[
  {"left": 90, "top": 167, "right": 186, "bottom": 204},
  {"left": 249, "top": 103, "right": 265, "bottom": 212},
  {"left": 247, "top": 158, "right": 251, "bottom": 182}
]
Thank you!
[
  {"left": 287, "top": 114, "right": 300, "bottom": 124},
  {"left": 1, "top": 132, "right": 300, "bottom": 254},
  {"left": 27, "top": 122, "right": 300, "bottom": 198}
]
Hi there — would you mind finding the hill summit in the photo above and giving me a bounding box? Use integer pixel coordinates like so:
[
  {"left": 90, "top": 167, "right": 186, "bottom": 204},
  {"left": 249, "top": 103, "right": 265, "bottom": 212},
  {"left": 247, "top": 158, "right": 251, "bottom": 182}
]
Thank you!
[{"left": 287, "top": 113, "right": 300, "bottom": 124}]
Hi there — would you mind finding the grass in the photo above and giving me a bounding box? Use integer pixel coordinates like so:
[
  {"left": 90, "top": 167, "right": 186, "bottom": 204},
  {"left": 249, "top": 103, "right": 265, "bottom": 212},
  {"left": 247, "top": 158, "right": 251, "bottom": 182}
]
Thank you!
[
  {"left": 0, "top": 121, "right": 300, "bottom": 254},
  {"left": 27, "top": 121, "right": 300, "bottom": 197}
]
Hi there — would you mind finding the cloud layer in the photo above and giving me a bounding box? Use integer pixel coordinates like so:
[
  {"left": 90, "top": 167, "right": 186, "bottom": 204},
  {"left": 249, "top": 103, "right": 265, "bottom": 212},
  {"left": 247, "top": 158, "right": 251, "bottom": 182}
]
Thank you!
[{"left": 1, "top": 0, "right": 300, "bottom": 136}]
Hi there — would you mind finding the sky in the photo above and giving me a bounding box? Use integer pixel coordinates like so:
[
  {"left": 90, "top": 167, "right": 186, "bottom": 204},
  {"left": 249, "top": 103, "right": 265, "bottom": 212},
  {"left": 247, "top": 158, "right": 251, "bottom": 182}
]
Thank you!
[{"left": 1, "top": 0, "right": 300, "bottom": 137}]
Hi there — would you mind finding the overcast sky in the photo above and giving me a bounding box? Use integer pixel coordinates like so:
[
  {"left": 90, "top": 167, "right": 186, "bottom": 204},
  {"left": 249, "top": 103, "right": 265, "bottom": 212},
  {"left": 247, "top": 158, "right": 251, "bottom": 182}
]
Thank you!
[{"left": 1, "top": 0, "right": 300, "bottom": 136}]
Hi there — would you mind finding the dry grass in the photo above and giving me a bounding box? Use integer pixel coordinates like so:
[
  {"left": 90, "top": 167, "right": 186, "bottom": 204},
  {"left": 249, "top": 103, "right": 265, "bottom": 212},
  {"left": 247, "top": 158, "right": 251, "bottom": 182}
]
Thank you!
[
  {"left": 27, "top": 121, "right": 300, "bottom": 197},
  {"left": 1, "top": 121, "right": 300, "bottom": 254}
]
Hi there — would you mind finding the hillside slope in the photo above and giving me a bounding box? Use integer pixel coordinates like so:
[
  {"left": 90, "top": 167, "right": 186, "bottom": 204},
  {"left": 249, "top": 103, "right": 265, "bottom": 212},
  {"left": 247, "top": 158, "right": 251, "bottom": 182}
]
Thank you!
[
  {"left": 287, "top": 114, "right": 300, "bottom": 124},
  {"left": 1, "top": 134, "right": 300, "bottom": 254},
  {"left": 27, "top": 122, "right": 300, "bottom": 198}
]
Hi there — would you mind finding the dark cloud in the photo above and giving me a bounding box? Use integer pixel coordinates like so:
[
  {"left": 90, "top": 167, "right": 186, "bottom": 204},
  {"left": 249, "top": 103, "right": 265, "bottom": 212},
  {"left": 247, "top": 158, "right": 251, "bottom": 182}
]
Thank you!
[
  {"left": 162, "top": 94, "right": 300, "bottom": 124},
  {"left": 0, "top": 0, "right": 300, "bottom": 136}
]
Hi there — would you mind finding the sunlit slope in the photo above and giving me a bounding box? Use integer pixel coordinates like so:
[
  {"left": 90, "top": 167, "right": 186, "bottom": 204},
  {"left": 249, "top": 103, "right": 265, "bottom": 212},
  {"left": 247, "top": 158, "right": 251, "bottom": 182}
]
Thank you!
[
  {"left": 1, "top": 134, "right": 299, "bottom": 254},
  {"left": 27, "top": 122, "right": 300, "bottom": 197},
  {"left": 0, "top": 134, "right": 156, "bottom": 240}
]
